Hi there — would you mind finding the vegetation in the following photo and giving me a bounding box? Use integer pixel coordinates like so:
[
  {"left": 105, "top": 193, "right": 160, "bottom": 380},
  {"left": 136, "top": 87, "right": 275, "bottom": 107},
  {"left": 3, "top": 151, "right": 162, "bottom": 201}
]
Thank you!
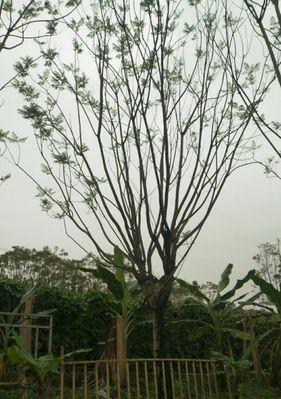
[
  {"left": 0, "top": 246, "right": 281, "bottom": 396},
  {"left": 178, "top": 264, "right": 256, "bottom": 353}
]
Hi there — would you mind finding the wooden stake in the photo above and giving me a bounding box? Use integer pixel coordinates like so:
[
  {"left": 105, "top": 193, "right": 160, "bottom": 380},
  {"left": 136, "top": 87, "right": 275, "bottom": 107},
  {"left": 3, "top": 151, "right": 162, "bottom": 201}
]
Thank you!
[
  {"left": 20, "top": 298, "right": 33, "bottom": 351},
  {"left": 116, "top": 315, "right": 127, "bottom": 386}
]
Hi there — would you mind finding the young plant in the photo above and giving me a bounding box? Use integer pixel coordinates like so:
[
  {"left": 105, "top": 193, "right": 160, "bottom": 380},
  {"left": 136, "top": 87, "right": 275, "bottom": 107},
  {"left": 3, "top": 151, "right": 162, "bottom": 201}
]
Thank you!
[
  {"left": 80, "top": 247, "right": 142, "bottom": 359},
  {"left": 211, "top": 328, "right": 273, "bottom": 382},
  {"left": 81, "top": 247, "right": 140, "bottom": 332},
  {"left": 0, "top": 286, "right": 38, "bottom": 381},
  {"left": 177, "top": 264, "right": 256, "bottom": 354},
  {"left": 7, "top": 333, "right": 89, "bottom": 399},
  {"left": 251, "top": 274, "right": 281, "bottom": 387}
]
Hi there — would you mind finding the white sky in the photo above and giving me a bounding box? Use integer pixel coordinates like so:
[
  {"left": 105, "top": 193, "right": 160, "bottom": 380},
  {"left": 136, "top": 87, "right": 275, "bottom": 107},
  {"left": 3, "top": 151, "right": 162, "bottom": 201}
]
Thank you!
[{"left": 0, "top": 1, "right": 280, "bottom": 286}]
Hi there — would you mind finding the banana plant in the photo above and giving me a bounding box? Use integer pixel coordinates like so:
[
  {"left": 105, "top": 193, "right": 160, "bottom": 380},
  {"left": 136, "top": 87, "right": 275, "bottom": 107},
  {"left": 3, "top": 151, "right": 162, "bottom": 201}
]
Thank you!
[
  {"left": 79, "top": 247, "right": 141, "bottom": 347},
  {"left": 7, "top": 332, "right": 89, "bottom": 398},
  {"left": 0, "top": 286, "right": 37, "bottom": 355},
  {"left": 176, "top": 264, "right": 256, "bottom": 354},
  {"left": 211, "top": 328, "right": 273, "bottom": 379},
  {"left": 251, "top": 274, "right": 281, "bottom": 387},
  {"left": 0, "top": 285, "right": 50, "bottom": 381}
]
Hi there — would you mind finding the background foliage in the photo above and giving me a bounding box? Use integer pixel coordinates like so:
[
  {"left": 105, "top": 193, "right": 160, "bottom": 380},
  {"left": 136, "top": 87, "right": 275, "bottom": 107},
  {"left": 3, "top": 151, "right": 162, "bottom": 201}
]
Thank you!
[{"left": 0, "top": 276, "right": 270, "bottom": 361}]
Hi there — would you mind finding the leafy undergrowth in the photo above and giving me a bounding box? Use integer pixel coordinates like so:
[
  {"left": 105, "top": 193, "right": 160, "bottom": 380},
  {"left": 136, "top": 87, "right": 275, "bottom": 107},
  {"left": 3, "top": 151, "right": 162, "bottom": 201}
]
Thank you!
[
  {"left": 1, "top": 383, "right": 281, "bottom": 399},
  {"left": 237, "top": 382, "right": 281, "bottom": 399}
]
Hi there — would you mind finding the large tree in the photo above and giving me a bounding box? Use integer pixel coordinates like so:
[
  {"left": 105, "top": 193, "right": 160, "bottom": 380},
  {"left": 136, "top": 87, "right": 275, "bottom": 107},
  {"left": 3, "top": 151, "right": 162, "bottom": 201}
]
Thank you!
[
  {"left": 253, "top": 239, "right": 281, "bottom": 290},
  {"left": 13, "top": 0, "right": 265, "bottom": 357}
]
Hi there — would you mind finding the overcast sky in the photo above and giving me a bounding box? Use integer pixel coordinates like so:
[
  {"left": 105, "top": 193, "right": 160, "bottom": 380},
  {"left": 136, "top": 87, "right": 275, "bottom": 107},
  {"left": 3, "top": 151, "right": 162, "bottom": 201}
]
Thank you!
[{"left": 0, "top": 1, "right": 280, "bottom": 286}]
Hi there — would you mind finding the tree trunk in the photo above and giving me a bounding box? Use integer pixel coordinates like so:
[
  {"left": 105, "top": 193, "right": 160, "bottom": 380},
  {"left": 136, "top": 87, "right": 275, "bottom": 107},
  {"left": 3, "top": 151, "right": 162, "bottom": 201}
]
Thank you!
[
  {"left": 150, "top": 281, "right": 173, "bottom": 399},
  {"left": 150, "top": 280, "right": 173, "bottom": 359}
]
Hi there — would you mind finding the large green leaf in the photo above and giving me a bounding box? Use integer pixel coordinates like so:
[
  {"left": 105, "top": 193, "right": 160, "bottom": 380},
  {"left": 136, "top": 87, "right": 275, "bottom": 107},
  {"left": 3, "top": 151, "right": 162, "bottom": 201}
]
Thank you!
[
  {"left": 114, "top": 247, "right": 126, "bottom": 292},
  {"left": 20, "top": 285, "right": 38, "bottom": 304},
  {"left": 7, "top": 345, "right": 23, "bottom": 364},
  {"left": 7, "top": 343, "right": 37, "bottom": 369},
  {"left": 242, "top": 329, "right": 274, "bottom": 360},
  {"left": 78, "top": 266, "right": 100, "bottom": 279},
  {"left": 212, "top": 294, "right": 228, "bottom": 310},
  {"left": 251, "top": 274, "right": 281, "bottom": 311},
  {"left": 35, "top": 354, "right": 61, "bottom": 381},
  {"left": 211, "top": 351, "right": 251, "bottom": 371},
  {"left": 127, "top": 280, "right": 140, "bottom": 294},
  {"left": 32, "top": 309, "right": 56, "bottom": 317},
  {"left": 79, "top": 265, "right": 124, "bottom": 301},
  {"left": 224, "top": 328, "right": 252, "bottom": 341},
  {"left": 220, "top": 269, "right": 255, "bottom": 301},
  {"left": 62, "top": 348, "right": 91, "bottom": 360},
  {"left": 96, "top": 265, "right": 124, "bottom": 301},
  {"left": 218, "top": 264, "right": 233, "bottom": 292},
  {"left": 12, "top": 285, "right": 38, "bottom": 314},
  {"left": 8, "top": 333, "right": 91, "bottom": 383},
  {"left": 187, "top": 325, "right": 210, "bottom": 341},
  {"left": 175, "top": 278, "right": 209, "bottom": 302},
  {"left": 114, "top": 246, "right": 124, "bottom": 268}
]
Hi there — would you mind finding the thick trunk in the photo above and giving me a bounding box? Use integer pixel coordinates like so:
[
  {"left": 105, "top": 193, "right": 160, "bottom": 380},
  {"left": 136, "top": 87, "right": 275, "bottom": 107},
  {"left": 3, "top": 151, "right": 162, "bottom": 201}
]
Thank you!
[
  {"left": 151, "top": 281, "right": 173, "bottom": 359},
  {"left": 138, "top": 272, "right": 173, "bottom": 398},
  {"left": 152, "top": 302, "right": 167, "bottom": 359},
  {"left": 140, "top": 275, "right": 173, "bottom": 359},
  {"left": 150, "top": 281, "right": 173, "bottom": 399}
]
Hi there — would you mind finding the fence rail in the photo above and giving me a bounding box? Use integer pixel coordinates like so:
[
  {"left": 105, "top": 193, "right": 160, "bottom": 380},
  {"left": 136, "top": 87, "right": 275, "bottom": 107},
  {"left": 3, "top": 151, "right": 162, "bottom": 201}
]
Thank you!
[{"left": 60, "top": 358, "right": 233, "bottom": 399}]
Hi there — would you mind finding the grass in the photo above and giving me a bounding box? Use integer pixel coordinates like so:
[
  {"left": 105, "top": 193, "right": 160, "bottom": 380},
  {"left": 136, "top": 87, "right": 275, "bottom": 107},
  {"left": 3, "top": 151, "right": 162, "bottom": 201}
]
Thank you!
[
  {"left": 237, "top": 381, "right": 281, "bottom": 399},
  {"left": 1, "top": 380, "right": 280, "bottom": 398}
]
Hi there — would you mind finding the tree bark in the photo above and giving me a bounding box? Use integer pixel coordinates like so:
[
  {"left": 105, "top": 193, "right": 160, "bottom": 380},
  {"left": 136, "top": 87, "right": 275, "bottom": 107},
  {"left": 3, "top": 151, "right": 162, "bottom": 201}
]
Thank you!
[{"left": 149, "top": 280, "right": 173, "bottom": 399}]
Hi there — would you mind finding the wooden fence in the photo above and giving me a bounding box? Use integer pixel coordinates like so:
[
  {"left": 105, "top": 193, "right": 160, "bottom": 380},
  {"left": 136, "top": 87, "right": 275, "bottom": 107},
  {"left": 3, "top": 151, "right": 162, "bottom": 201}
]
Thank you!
[{"left": 60, "top": 358, "right": 233, "bottom": 399}]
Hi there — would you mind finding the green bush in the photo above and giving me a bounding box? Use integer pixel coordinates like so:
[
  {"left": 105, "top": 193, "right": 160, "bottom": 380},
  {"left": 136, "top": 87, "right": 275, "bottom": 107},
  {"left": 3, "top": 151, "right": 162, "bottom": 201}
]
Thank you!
[{"left": 0, "top": 279, "right": 25, "bottom": 311}]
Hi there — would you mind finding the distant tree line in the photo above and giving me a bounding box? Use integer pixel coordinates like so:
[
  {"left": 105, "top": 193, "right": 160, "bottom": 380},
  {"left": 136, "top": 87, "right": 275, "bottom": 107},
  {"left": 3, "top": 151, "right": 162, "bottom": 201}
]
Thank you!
[{"left": 0, "top": 246, "right": 103, "bottom": 291}]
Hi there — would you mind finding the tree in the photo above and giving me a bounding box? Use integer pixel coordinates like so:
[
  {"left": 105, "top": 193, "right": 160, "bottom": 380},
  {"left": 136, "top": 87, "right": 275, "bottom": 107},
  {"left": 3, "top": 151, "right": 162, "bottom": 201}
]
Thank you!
[
  {"left": 13, "top": 0, "right": 266, "bottom": 358},
  {"left": 0, "top": 0, "right": 80, "bottom": 183},
  {"left": 0, "top": 246, "right": 100, "bottom": 291},
  {"left": 253, "top": 239, "right": 281, "bottom": 290}
]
